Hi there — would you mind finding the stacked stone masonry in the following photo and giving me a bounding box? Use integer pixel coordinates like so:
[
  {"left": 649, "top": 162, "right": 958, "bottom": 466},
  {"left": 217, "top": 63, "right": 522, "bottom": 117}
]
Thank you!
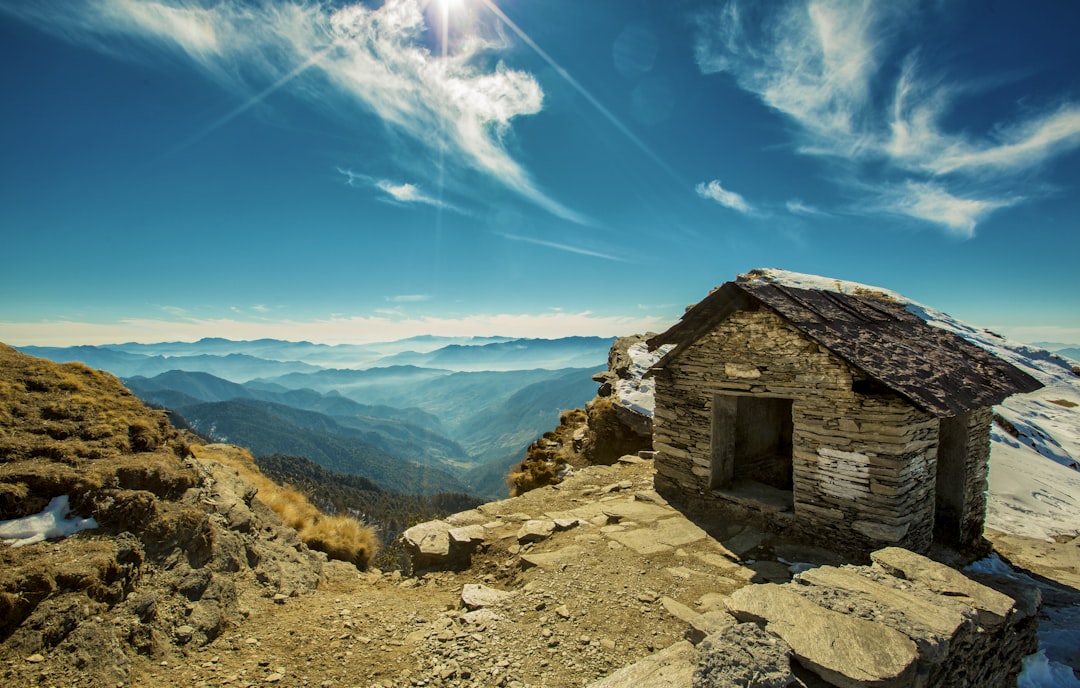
[{"left": 653, "top": 307, "right": 994, "bottom": 555}]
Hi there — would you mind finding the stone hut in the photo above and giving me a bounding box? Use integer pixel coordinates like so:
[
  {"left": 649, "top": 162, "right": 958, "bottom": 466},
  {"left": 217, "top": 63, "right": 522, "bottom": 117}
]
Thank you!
[{"left": 646, "top": 273, "right": 1043, "bottom": 555}]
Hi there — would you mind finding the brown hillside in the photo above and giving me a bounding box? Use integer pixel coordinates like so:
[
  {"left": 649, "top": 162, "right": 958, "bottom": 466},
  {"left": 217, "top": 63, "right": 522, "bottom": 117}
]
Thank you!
[{"left": 0, "top": 344, "right": 375, "bottom": 686}]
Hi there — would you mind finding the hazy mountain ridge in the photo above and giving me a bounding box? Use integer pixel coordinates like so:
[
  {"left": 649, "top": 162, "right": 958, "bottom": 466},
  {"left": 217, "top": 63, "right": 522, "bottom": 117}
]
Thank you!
[
  {"left": 19, "top": 346, "right": 321, "bottom": 382},
  {"left": 374, "top": 336, "right": 614, "bottom": 371},
  {"left": 173, "top": 399, "right": 469, "bottom": 495},
  {"left": 17, "top": 337, "right": 610, "bottom": 499}
]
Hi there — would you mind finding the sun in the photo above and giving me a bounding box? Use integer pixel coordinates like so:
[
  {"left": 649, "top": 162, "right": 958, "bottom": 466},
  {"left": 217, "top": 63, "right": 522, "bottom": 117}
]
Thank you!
[{"left": 439, "top": 0, "right": 463, "bottom": 16}]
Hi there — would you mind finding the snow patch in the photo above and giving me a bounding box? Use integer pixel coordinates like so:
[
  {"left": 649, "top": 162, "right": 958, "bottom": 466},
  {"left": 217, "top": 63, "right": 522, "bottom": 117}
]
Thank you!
[
  {"left": 0, "top": 495, "right": 98, "bottom": 547},
  {"left": 966, "top": 555, "right": 1080, "bottom": 688},
  {"left": 613, "top": 342, "right": 672, "bottom": 417}
]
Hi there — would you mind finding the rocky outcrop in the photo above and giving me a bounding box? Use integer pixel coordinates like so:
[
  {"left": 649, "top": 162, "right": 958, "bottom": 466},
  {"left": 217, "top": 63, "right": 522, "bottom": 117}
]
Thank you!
[
  {"left": 694, "top": 623, "right": 795, "bottom": 688},
  {"left": 592, "top": 334, "right": 666, "bottom": 441},
  {"left": 0, "top": 347, "right": 331, "bottom": 686},
  {"left": 714, "top": 547, "right": 1038, "bottom": 687},
  {"left": 509, "top": 336, "right": 662, "bottom": 495}
]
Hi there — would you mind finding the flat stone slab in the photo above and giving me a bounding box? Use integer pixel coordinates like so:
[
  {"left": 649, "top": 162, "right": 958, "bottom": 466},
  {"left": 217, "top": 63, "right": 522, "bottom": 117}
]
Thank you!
[
  {"left": 608, "top": 528, "right": 672, "bottom": 555},
  {"left": 685, "top": 611, "right": 735, "bottom": 645},
  {"left": 660, "top": 596, "right": 699, "bottom": 625},
  {"left": 653, "top": 517, "right": 709, "bottom": 548},
  {"left": 798, "top": 565, "right": 974, "bottom": 639},
  {"left": 520, "top": 545, "right": 585, "bottom": 570},
  {"left": 585, "top": 498, "right": 674, "bottom": 524},
  {"left": 605, "top": 516, "right": 709, "bottom": 555},
  {"left": 461, "top": 584, "right": 514, "bottom": 610},
  {"left": 871, "top": 547, "right": 1018, "bottom": 629},
  {"left": 587, "top": 641, "right": 696, "bottom": 688},
  {"left": 517, "top": 519, "right": 556, "bottom": 544},
  {"left": 693, "top": 552, "right": 745, "bottom": 576},
  {"left": 726, "top": 583, "right": 919, "bottom": 688},
  {"left": 448, "top": 525, "right": 487, "bottom": 545}
]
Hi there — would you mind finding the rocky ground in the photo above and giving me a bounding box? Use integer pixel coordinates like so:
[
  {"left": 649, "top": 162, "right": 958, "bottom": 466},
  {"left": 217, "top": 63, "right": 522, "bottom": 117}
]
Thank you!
[
  {"left": 8, "top": 452, "right": 1075, "bottom": 688},
  {"left": 1, "top": 456, "right": 826, "bottom": 688}
]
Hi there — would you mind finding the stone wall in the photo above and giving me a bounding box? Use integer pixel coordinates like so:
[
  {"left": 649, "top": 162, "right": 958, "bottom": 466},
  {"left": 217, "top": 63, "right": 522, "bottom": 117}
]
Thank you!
[
  {"left": 959, "top": 406, "right": 993, "bottom": 546},
  {"left": 652, "top": 307, "right": 959, "bottom": 554}
]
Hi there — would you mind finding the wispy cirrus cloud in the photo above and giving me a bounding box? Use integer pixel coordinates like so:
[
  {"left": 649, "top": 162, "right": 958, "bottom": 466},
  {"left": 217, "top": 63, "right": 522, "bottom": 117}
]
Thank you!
[
  {"left": 494, "top": 232, "right": 628, "bottom": 263},
  {"left": 2, "top": 0, "right": 583, "bottom": 223},
  {"left": 695, "top": 180, "right": 753, "bottom": 215},
  {"left": 386, "top": 294, "right": 431, "bottom": 304},
  {"left": 785, "top": 199, "right": 828, "bottom": 217},
  {"left": 693, "top": 0, "right": 1080, "bottom": 236},
  {"left": 871, "top": 181, "right": 1013, "bottom": 239},
  {"left": 338, "top": 167, "right": 464, "bottom": 213}
]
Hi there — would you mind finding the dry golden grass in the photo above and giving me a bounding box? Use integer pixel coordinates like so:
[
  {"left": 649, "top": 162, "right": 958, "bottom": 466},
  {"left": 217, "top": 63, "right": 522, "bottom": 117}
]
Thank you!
[
  {"left": 506, "top": 409, "right": 586, "bottom": 496},
  {"left": 0, "top": 344, "right": 197, "bottom": 522},
  {"left": 0, "top": 344, "right": 188, "bottom": 467},
  {"left": 191, "top": 444, "right": 379, "bottom": 569}
]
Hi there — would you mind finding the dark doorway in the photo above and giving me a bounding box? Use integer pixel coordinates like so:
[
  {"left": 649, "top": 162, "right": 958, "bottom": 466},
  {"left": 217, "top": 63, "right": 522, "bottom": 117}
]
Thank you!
[
  {"left": 711, "top": 394, "right": 794, "bottom": 491},
  {"left": 934, "top": 413, "right": 969, "bottom": 546}
]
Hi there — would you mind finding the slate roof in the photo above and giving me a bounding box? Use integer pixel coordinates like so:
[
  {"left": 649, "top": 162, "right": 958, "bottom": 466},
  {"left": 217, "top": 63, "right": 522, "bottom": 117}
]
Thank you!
[{"left": 647, "top": 277, "right": 1043, "bottom": 418}]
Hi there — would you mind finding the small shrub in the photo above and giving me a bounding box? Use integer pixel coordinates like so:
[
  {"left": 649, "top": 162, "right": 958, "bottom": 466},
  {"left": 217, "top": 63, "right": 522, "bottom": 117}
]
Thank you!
[
  {"left": 191, "top": 444, "right": 379, "bottom": 569},
  {"left": 301, "top": 514, "right": 379, "bottom": 569},
  {"left": 128, "top": 421, "right": 161, "bottom": 453}
]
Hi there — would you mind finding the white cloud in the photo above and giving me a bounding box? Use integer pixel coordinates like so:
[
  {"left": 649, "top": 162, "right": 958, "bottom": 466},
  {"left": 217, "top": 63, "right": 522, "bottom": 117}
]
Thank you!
[
  {"left": 338, "top": 167, "right": 468, "bottom": 212},
  {"left": 101, "top": 0, "right": 221, "bottom": 60},
  {"left": 693, "top": 0, "right": 1080, "bottom": 236},
  {"left": 920, "top": 106, "right": 1080, "bottom": 176},
  {"left": 873, "top": 181, "right": 1013, "bottom": 239},
  {"left": 4, "top": 0, "right": 582, "bottom": 223},
  {"left": 785, "top": 199, "right": 827, "bottom": 216},
  {"left": 386, "top": 294, "right": 431, "bottom": 303},
  {"left": 695, "top": 180, "right": 753, "bottom": 214}
]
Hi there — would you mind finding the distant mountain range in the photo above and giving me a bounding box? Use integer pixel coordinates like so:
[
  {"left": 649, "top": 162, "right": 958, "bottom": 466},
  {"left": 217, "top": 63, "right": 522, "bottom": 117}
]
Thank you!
[
  {"left": 20, "top": 336, "right": 610, "bottom": 499},
  {"left": 20, "top": 335, "right": 613, "bottom": 380}
]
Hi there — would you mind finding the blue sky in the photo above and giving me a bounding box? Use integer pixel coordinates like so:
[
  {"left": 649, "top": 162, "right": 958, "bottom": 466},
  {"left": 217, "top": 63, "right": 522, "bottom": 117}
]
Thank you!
[{"left": 2, "top": 0, "right": 1079, "bottom": 346}]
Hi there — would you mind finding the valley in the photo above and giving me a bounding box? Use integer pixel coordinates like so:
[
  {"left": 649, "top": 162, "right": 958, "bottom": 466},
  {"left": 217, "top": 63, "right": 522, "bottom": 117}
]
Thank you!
[{"left": 19, "top": 336, "right": 614, "bottom": 505}]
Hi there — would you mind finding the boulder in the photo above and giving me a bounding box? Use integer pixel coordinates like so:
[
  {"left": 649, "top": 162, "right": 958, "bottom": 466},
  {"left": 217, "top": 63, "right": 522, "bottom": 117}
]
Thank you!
[
  {"left": 516, "top": 520, "right": 556, "bottom": 544},
  {"left": 402, "top": 520, "right": 491, "bottom": 572},
  {"left": 871, "top": 547, "right": 1020, "bottom": 628},
  {"left": 460, "top": 584, "right": 514, "bottom": 611},
  {"left": 685, "top": 611, "right": 735, "bottom": 646},
  {"left": 402, "top": 521, "right": 454, "bottom": 571},
  {"left": 587, "top": 640, "right": 696, "bottom": 688},
  {"left": 694, "top": 622, "right": 795, "bottom": 688},
  {"left": 726, "top": 583, "right": 919, "bottom": 688}
]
